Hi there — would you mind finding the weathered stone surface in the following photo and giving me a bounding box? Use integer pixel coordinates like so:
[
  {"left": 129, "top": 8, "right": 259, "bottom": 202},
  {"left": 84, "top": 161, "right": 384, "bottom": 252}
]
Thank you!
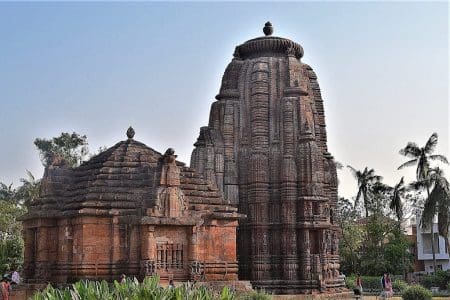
[
  {"left": 22, "top": 129, "right": 243, "bottom": 284},
  {"left": 191, "top": 23, "right": 345, "bottom": 294}
]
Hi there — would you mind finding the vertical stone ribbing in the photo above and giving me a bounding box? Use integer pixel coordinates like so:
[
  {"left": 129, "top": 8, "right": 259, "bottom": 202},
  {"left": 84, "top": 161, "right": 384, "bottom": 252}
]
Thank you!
[
  {"left": 190, "top": 28, "right": 346, "bottom": 294},
  {"left": 280, "top": 97, "right": 298, "bottom": 280},
  {"left": 248, "top": 60, "right": 270, "bottom": 280}
]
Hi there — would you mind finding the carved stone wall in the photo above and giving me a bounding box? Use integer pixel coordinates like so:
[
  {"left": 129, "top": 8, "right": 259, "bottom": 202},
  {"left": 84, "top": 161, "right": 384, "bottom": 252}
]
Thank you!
[
  {"left": 191, "top": 23, "right": 345, "bottom": 294},
  {"left": 22, "top": 131, "right": 243, "bottom": 284}
]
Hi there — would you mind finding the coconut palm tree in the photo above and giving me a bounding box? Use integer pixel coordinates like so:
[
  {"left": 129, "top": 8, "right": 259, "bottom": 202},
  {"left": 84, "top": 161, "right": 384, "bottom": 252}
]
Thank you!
[
  {"left": 413, "top": 168, "right": 450, "bottom": 252},
  {"left": 347, "top": 166, "right": 383, "bottom": 218},
  {"left": 0, "top": 183, "right": 15, "bottom": 203},
  {"left": 399, "top": 133, "right": 448, "bottom": 273},
  {"left": 398, "top": 133, "right": 448, "bottom": 180},
  {"left": 16, "top": 170, "right": 40, "bottom": 206},
  {"left": 390, "top": 177, "right": 405, "bottom": 226}
]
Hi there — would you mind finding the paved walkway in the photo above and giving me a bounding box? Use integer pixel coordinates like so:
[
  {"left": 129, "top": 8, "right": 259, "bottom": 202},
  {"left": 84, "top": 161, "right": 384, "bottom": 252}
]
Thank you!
[{"left": 359, "top": 297, "right": 448, "bottom": 300}]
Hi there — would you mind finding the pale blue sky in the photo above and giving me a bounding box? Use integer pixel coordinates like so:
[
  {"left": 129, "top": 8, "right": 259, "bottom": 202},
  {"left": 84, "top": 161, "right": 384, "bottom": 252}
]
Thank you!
[{"left": 0, "top": 2, "right": 448, "bottom": 199}]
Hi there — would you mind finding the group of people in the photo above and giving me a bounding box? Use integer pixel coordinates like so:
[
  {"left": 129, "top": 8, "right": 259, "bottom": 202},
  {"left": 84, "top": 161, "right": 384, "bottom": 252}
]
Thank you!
[
  {"left": 0, "top": 270, "right": 21, "bottom": 300},
  {"left": 381, "top": 272, "right": 394, "bottom": 298},
  {"left": 354, "top": 272, "right": 393, "bottom": 299}
]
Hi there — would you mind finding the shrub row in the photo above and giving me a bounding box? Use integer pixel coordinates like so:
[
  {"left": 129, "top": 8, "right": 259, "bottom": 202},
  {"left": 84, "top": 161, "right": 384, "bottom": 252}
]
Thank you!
[
  {"left": 31, "top": 276, "right": 272, "bottom": 300},
  {"left": 420, "top": 270, "right": 450, "bottom": 290}
]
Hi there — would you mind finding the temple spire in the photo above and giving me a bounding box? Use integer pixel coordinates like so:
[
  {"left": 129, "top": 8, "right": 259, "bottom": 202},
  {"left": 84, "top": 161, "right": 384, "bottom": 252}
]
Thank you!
[
  {"left": 263, "top": 21, "right": 273, "bottom": 36},
  {"left": 126, "top": 126, "right": 135, "bottom": 139}
]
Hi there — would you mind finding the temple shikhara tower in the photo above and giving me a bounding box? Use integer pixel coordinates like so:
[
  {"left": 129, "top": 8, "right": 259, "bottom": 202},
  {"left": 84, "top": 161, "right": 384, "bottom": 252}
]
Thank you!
[{"left": 191, "top": 22, "right": 346, "bottom": 293}]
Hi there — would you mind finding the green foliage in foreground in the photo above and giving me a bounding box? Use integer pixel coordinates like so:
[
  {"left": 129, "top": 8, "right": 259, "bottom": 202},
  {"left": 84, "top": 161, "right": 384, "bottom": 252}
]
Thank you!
[
  {"left": 31, "top": 276, "right": 272, "bottom": 300},
  {"left": 420, "top": 270, "right": 450, "bottom": 290},
  {"left": 402, "top": 285, "right": 432, "bottom": 300},
  {"left": 339, "top": 213, "right": 413, "bottom": 276}
]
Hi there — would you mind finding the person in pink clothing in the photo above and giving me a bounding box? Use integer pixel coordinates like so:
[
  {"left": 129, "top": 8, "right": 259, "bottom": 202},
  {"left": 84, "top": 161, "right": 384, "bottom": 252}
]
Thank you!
[
  {"left": 385, "top": 273, "right": 393, "bottom": 298},
  {"left": 0, "top": 275, "right": 11, "bottom": 300}
]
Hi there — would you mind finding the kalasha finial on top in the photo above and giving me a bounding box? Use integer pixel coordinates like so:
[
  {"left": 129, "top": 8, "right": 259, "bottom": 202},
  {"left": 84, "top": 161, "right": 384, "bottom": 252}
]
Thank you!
[
  {"left": 126, "top": 126, "right": 135, "bottom": 139},
  {"left": 263, "top": 21, "right": 273, "bottom": 36}
]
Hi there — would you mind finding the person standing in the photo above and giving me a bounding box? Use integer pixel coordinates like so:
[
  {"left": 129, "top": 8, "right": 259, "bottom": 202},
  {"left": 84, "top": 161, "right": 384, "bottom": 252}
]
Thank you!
[
  {"left": 380, "top": 273, "right": 387, "bottom": 298},
  {"left": 0, "top": 275, "right": 11, "bottom": 300},
  {"left": 385, "top": 273, "right": 393, "bottom": 298},
  {"left": 168, "top": 279, "right": 175, "bottom": 289},
  {"left": 355, "top": 274, "right": 363, "bottom": 295},
  {"left": 119, "top": 274, "right": 126, "bottom": 284},
  {"left": 11, "top": 270, "right": 20, "bottom": 286}
]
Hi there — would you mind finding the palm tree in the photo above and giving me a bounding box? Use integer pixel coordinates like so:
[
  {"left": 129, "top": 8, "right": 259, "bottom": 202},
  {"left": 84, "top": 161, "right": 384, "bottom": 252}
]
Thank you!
[
  {"left": 16, "top": 170, "right": 40, "bottom": 206},
  {"left": 398, "top": 133, "right": 448, "bottom": 180},
  {"left": 398, "top": 133, "right": 448, "bottom": 273},
  {"left": 390, "top": 177, "right": 405, "bottom": 226},
  {"left": 0, "top": 183, "right": 15, "bottom": 202},
  {"left": 347, "top": 166, "right": 383, "bottom": 218},
  {"left": 413, "top": 168, "right": 450, "bottom": 253}
]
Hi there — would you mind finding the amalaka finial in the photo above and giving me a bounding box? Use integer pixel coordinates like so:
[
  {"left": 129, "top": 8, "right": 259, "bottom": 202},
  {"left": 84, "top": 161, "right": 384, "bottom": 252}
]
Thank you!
[
  {"left": 263, "top": 21, "right": 273, "bottom": 36},
  {"left": 126, "top": 126, "right": 135, "bottom": 139}
]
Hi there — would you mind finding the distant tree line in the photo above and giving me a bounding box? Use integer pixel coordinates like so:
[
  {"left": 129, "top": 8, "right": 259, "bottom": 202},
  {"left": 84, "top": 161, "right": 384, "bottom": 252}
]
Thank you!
[{"left": 338, "top": 132, "right": 449, "bottom": 276}]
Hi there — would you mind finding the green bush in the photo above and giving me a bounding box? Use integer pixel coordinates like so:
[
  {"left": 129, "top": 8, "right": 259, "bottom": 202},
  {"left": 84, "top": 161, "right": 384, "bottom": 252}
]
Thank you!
[
  {"left": 344, "top": 276, "right": 356, "bottom": 290},
  {"left": 402, "top": 285, "right": 432, "bottom": 300},
  {"left": 393, "top": 279, "right": 409, "bottom": 294},
  {"left": 420, "top": 270, "right": 450, "bottom": 290},
  {"left": 31, "top": 276, "right": 273, "bottom": 300}
]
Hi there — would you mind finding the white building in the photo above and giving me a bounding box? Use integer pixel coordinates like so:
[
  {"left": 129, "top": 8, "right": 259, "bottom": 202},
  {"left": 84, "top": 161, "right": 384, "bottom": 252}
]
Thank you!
[{"left": 416, "top": 214, "right": 450, "bottom": 273}]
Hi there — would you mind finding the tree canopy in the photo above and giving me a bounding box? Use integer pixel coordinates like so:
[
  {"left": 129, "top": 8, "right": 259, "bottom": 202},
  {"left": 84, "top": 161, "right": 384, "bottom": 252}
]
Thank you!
[{"left": 34, "top": 132, "right": 89, "bottom": 168}]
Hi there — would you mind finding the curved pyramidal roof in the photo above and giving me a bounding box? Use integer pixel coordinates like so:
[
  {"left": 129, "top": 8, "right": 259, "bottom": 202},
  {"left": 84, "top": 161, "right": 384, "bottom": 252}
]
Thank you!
[{"left": 27, "top": 127, "right": 233, "bottom": 219}]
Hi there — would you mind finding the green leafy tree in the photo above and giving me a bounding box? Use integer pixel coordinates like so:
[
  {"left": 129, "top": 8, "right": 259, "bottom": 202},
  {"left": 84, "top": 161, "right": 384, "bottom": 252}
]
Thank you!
[
  {"left": 360, "top": 214, "right": 412, "bottom": 276},
  {"left": 384, "top": 226, "right": 414, "bottom": 276},
  {"left": 34, "top": 132, "right": 89, "bottom": 168},
  {"left": 336, "top": 197, "right": 356, "bottom": 222},
  {"left": 398, "top": 132, "right": 448, "bottom": 272},
  {"left": 347, "top": 166, "right": 383, "bottom": 217},
  {"left": 0, "top": 184, "right": 26, "bottom": 274},
  {"left": 339, "top": 220, "right": 364, "bottom": 275},
  {"left": 369, "top": 181, "right": 393, "bottom": 216},
  {"left": 336, "top": 197, "right": 363, "bottom": 274},
  {"left": 0, "top": 171, "right": 40, "bottom": 274}
]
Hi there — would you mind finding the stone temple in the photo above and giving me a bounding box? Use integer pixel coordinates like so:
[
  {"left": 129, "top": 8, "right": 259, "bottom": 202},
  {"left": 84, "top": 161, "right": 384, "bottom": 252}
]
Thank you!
[
  {"left": 22, "top": 127, "right": 242, "bottom": 283},
  {"left": 191, "top": 22, "right": 346, "bottom": 293},
  {"left": 22, "top": 23, "right": 346, "bottom": 295}
]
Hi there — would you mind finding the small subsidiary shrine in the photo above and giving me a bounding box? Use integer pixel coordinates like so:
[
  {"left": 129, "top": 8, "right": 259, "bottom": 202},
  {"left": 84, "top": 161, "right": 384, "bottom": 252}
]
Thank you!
[{"left": 21, "top": 127, "right": 243, "bottom": 284}]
